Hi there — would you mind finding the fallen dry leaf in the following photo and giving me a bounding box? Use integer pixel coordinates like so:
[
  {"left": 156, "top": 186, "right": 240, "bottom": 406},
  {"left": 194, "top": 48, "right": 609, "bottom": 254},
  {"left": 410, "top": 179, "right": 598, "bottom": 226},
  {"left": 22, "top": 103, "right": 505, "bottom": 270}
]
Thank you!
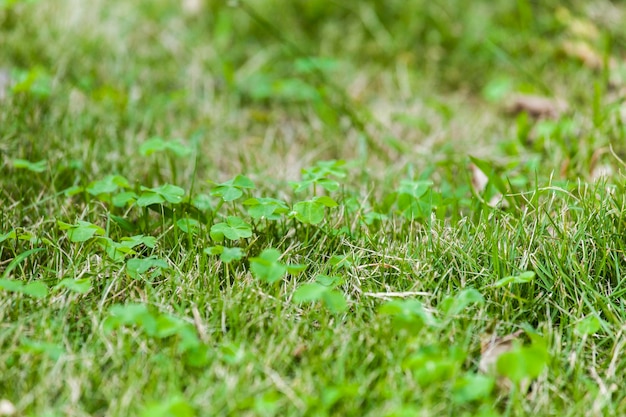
[
  {"left": 469, "top": 163, "right": 489, "bottom": 194},
  {"left": 562, "top": 40, "right": 605, "bottom": 70},
  {"left": 469, "top": 164, "right": 505, "bottom": 208},
  {"left": 591, "top": 164, "right": 613, "bottom": 181},
  {"left": 590, "top": 148, "right": 613, "bottom": 181},
  {"left": 0, "top": 399, "right": 16, "bottom": 417},
  {"left": 479, "top": 330, "right": 524, "bottom": 374},
  {"left": 507, "top": 94, "right": 568, "bottom": 119},
  {"left": 479, "top": 330, "right": 528, "bottom": 393}
]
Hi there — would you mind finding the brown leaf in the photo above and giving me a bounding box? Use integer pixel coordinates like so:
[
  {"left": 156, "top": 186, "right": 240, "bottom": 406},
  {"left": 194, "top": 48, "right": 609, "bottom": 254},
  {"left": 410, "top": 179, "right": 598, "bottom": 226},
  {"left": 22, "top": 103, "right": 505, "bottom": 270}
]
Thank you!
[
  {"left": 469, "top": 163, "right": 489, "bottom": 194},
  {"left": 469, "top": 164, "right": 506, "bottom": 208},
  {"left": 590, "top": 148, "right": 613, "bottom": 181},
  {"left": 478, "top": 330, "right": 524, "bottom": 374},
  {"left": 507, "top": 94, "right": 567, "bottom": 119},
  {"left": 479, "top": 330, "right": 528, "bottom": 393},
  {"left": 562, "top": 40, "right": 604, "bottom": 70}
]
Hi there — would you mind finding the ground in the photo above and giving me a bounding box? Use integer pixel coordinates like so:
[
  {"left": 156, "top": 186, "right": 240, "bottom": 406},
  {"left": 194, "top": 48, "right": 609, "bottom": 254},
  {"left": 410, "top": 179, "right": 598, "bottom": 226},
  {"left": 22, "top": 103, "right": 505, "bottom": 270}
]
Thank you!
[{"left": 2, "top": 1, "right": 626, "bottom": 416}]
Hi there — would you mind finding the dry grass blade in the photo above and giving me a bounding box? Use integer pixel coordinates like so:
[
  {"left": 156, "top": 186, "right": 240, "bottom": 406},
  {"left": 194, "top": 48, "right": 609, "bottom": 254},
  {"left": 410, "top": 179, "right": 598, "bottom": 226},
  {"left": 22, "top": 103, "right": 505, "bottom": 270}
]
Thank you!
[{"left": 0, "top": 69, "right": 10, "bottom": 101}]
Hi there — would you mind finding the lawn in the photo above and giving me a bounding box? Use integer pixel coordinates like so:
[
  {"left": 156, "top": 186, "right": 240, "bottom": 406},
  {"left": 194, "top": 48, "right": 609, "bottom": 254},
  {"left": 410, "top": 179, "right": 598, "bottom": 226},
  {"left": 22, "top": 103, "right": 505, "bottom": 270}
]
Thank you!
[{"left": 2, "top": 1, "right": 626, "bottom": 416}]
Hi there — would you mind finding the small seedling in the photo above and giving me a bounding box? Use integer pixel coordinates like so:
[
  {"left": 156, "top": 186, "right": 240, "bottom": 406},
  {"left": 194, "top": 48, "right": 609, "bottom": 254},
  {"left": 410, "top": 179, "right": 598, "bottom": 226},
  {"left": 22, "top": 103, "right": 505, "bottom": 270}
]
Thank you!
[
  {"left": 210, "top": 216, "right": 252, "bottom": 242},
  {"left": 292, "top": 274, "right": 348, "bottom": 313},
  {"left": 493, "top": 271, "right": 535, "bottom": 288},
  {"left": 379, "top": 299, "right": 439, "bottom": 331},
  {"left": 136, "top": 184, "right": 185, "bottom": 207},
  {"left": 250, "top": 248, "right": 306, "bottom": 283},
  {"left": 291, "top": 196, "right": 338, "bottom": 225},
  {"left": 210, "top": 175, "right": 256, "bottom": 202},
  {"left": 12, "top": 158, "right": 47, "bottom": 173},
  {"left": 0, "top": 278, "right": 48, "bottom": 298},
  {"left": 57, "top": 220, "right": 105, "bottom": 242},
  {"left": 54, "top": 278, "right": 92, "bottom": 294},
  {"left": 204, "top": 246, "right": 244, "bottom": 263}
]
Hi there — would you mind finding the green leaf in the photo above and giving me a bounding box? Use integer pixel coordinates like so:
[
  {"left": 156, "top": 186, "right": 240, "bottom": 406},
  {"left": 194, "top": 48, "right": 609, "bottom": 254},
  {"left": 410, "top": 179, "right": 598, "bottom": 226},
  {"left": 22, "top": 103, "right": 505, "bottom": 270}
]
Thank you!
[
  {"left": 244, "top": 197, "right": 289, "bottom": 220},
  {"left": 11, "top": 67, "right": 51, "bottom": 97},
  {"left": 290, "top": 160, "right": 347, "bottom": 192},
  {"left": 139, "top": 137, "right": 167, "bottom": 156},
  {"left": 210, "top": 175, "right": 255, "bottom": 202},
  {"left": 59, "top": 221, "right": 105, "bottom": 243},
  {"left": 98, "top": 237, "right": 136, "bottom": 262},
  {"left": 304, "top": 159, "right": 347, "bottom": 179},
  {"left": 165, "top": 140, "right": 193, "bottom": 157},
  {"left": 315, "top": 274, "right": 342, "bottom": 287},
  {"left": 397, "top": 179, "right": 433, "bottom": 199},
  {"left": 176, "top": 218, "right": 200, "bottom": 234},
  {"left": 154, "top": 184, "right": 185, "bottom": 203},
  {"left": 87, "top": 175, "right": 130, "bottom": 195},
  {"left": 126, "top": 257, "right": 169, "bottom": 279},
  {"left": 220, "top": 247, "right": 244, "bottom": 263},
  {"left": 0, "top": 278, "right": 23, "bottom": 292},
  {"left": 140, "top": 396, "right": 195, "bottom": 417},
  {"left": 402, "top": 345, "right": 464, "bottom": 385},
  {"left": 0, "top": 279, "right": 48, "bottom": 298},
  {"left": 12, "top": 158, "right": 47, "bottom": 173},
  {"left": 293, "top": 283, "right": 328, "bottom": 302},
  {"left": 294, "top": 57, "right": 339, "bottom": 74},
  {"left": 482, "top": 77, "right": 513, "bottom": 103},
  {"left": 575, "top": 315, "right": 603, "bottom": 335},
  {"left": 250, "top": 249, "right": 287, "bottom": 283},
  {"left": 0, "top": 229, "right": 17, "bottom": 242},
  {"left": 112, "top": 191, "right": 138, "bottom": 207},
  {"left": 441, "top": 288, "right": 484, "bottom": 317},
  {"left": 204, "top": 246, "right": 244, "bottom": 263},
  {"left": 380, "top": 299, "right": 438, "bottom": 330},
  {"left": 210, "top": 216, "right": 252, "bottom": 242},
  {"left": 20, "top": 281, "right": 49, "bottom": 298},
  {"left": 64, "top": 185, "right": 84, "bottom": 197},
  {"left": 286, "top": 263, "right": 307, "bottom": 274},
  {"left": 137, "top": 184, "right": 185, "bottom": 207},
  {"left": 136, "top": 191, "right": 165, "bottom": 207},
  {"left": 493, "top": 271, "right": 535, "bottom": 287},
  {"left": 119, "top": 235, "right": 157, "bottom": 249},
  {"left": 104, "top": 303, "right": 157, "bottom": 335},
  {"left": 191, "top": 194, "right": 213, "bottom": 212},
  {"left": 496, "top": 343, "right": 549, "bottom": 384},
  {"left": 322, "top": 290, "right": 348, "bottom": 313},
  {"left": 109, "top": 214, "right": 137, "bottom": 232},
  {"left": 185, "top": 345, "right": 210, "bottom": 367},
  {"left": 293, "top": 200, "right": 326, "bottom": 224},
  {"left": 55, "top": 278, "right": 92, "bottom": 294},
  {"left": 154, "top": 315, "right": 186, "bottom": 338},
  {"left": 452, "top": 373, "right": 494, "bottom": 403},
  {"left": 314, "top": 195, "right": 338, "bottom": 208},
  {"left": 19, "top": 338, "right": 64, "bottom": 360}
]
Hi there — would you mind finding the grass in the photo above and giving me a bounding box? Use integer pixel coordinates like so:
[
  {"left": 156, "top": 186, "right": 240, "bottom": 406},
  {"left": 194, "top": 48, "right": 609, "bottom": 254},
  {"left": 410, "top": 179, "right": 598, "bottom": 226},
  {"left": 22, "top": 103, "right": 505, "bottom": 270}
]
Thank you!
[{"left": 2, "top": 0, "right": 626, "bottom": 416}]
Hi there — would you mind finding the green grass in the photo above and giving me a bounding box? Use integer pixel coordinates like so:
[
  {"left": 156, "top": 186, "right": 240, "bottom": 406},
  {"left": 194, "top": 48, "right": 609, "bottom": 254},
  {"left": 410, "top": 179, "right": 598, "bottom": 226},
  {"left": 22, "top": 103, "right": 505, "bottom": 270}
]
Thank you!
[{"left": 2, "top": 0, "right": 626, "bottom": 416}]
